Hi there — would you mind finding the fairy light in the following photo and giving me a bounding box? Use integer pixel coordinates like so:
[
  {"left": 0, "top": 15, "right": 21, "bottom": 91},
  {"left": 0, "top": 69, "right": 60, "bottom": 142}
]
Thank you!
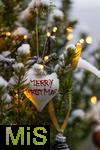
[
  {"left": 90, "top": 96, "right": 97, "bottom": 105},
  {"left": 86, "top": 36, "right": 93, "bottom": 44},
  {"left": 6, "top": 32, "right": 11, "bottom": 36},
  {"left": 39, "top": 64, "right": 44, "bottom": 70},
  {"left": 23, "top": 35, "right": 28, "bottom": 40},
  {"left": 79, "top": 39, "right": 85, "bottom": 44},
  {"left": 15, "top": 93, "right": 22, "bottom": 105},
  {"left": 15, "top": 94, "right": 18, "bottom": 98},
  {"left": 66, "top": 27, "right": 73, "bottom": 32},
  {"left": 53, "top": 27, "right": 58, "bottom": 33},
  {"left": 47, "top": 31, "right": 51, "bottom": 37},
  {"left": 66, "top": 33, "right": 74, "bottom": 41},
  {"left": 15, "top": 94, "right": 18, "bottom": 103},
  {"left": 44, "top": 56, "right": 49, "bottom": 62}
]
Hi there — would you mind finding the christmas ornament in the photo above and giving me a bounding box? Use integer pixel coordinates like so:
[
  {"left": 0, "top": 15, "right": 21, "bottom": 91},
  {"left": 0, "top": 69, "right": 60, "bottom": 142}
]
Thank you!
[
  {"left": 77, "top": 57, "right": 100, "bottom": 79},
  {"left": 66, "top": 44, "right": 100, "bottom": 78},
  {"left": 92, "top": 125, "right": 100, "bottom": 148},
  {"left": 54, "top": 133, "right": 70, "bottom": 150},
  {"left": 24, "top": 63, "right": 59, "bottom": 111},
  {"left": 66, "top": 43, "right": 82, "bottom": 68}
]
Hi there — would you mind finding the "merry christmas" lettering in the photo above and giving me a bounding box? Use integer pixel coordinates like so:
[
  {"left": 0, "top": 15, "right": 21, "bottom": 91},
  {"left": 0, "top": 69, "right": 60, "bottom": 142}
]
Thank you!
[
  {"left": 30, "top": 89, "right": 57, "bottom": 96},
  {"left": 29, "top": 79, "right": 57, "bottom": 96},
  {"left": 30, "top": 79, "right": 54, "bottom": 88}
]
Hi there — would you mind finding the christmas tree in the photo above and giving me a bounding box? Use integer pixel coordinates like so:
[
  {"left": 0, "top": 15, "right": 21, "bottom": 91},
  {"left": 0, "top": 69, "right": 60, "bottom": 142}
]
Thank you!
[{"left": 0, "top": 0, "right": 100, "bottom": 150}]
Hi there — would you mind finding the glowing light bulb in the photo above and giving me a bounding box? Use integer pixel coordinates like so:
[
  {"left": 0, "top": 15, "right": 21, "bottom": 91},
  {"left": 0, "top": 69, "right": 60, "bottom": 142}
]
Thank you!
[
  {"left": 66, "top": 33, "right": 74, "bottom": 41},
  {"left": 23, "top": 35, "right": 28, "bottom": 40},
  {"left": 44, "top": 56, "right": 49, "bottom": 62},
  {"left": 79, "top": 39, "right": 85, "bottom": 44},
  {"left": 39, "top": 64, "right": 44, "bottom": 70},
  {"left": 47, "top": 32, "right": 51, "bottom": 37},
  {"left": 66, "top": 27, "right": 73, "bottom": 32},
  {"left": 86, "top": 36, "right": 93, "bottom": 44},
  {"left": 6, "top": 32, "right": 11, "bottom": 36},
  {"left": 90, "top": 96, "right": 97, "bottom": 105},
  {"left": 15, "top": 94, "right": 18, "bottom": 99},
  {"left": 53, "top": 27, "right": 58, "bottom": 32}
]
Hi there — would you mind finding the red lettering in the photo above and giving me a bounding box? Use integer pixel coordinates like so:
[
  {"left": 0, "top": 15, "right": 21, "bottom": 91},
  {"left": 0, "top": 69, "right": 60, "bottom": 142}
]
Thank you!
[
  {"left": 30, "top": 88, "right": 57, "bottom": 96},
  {"left": 44, "top": 80, "right": 49, "bottom": 86},
  {"left": 36, "top": 80, "right": 40, "bottom": 86}
]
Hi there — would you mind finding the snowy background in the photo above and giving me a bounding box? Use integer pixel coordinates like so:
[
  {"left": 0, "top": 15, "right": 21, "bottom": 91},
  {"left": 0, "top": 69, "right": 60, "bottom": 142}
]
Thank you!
[
  {"left": 70, "top": 0, "right": 100, "bottom": 42},
  {"left": 70, "top": 1, "right": 100, "bottom": 149}
]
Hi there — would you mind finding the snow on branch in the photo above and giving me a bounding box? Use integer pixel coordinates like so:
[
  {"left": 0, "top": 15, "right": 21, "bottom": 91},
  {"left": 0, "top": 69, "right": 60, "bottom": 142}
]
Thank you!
[
  {"left": 0, "top": 76, "right": 8, "bottom": 88},
  {"left": 0, "top": 55, "right": 15, "bottom": 64},
  {"left": 12, "top": 27, "right": 29, "bottom": 36},
  {"left": 17, "top": 44, "right": 31, "bottom": 55},
  {"left": 19, "top": 0, "right": 64, "bottom": 24}
]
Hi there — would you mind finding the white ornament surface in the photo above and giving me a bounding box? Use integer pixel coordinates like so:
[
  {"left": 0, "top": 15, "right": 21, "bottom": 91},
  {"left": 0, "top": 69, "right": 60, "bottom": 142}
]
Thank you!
[
  {"left": 26, "top": 64, "right": 59, "bottom": 111},
  {"left": 77, "top": 57, "right": 100, "bottom": 79}
]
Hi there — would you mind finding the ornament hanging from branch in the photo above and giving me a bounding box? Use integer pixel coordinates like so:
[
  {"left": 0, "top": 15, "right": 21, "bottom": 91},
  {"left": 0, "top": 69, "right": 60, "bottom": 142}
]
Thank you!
[
  {"left": 56, "top": 44, "right": 100, "bottom": 79},
  {"left": 24, "top": 63, "right": 59, "bottom": 111},
  {"left": 67, "top": 44, "right": 100, "bottom": 78},
  {"left": 77, "top": 57, "right": 100, "bottom": 79}
]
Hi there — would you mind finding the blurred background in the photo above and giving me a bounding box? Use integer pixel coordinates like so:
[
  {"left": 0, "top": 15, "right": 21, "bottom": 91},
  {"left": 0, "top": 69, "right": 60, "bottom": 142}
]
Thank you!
[
  {"left": 70, "top": 1, "right": 100, "bottom": 149},
  {"left": 71, "top": 0, "right": 100, "bottom": 40}
]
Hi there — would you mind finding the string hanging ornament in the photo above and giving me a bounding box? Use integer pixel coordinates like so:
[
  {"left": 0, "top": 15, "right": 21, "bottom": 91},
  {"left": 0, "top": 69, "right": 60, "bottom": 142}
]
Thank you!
[
  {"left": 35, "top": 0, "right": 40, "bottom": 59},
  {"left": 24, "top": 0, "right": 60, "bottom": 112},
  {"left": 42, "top": 0, "right": 55, "bottom": 58},
  {"left": 23, "top": 1, "right": 71, "bottom": 149}
]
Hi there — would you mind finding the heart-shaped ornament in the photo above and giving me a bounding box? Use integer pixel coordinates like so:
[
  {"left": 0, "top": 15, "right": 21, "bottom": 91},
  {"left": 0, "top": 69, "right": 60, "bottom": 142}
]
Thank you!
[{"left": 24, "top": 64, "right": 59, "bottom": 111}]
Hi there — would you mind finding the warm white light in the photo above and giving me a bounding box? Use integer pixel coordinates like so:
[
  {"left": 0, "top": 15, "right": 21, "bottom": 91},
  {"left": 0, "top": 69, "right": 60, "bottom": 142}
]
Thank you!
[
  {"left": 66, "top": 27, "right": 73, "bottom": 32},
  {"left": 23, "top": 35, "right": 28, "bottom": 40},
  {"left": 53, "top": 27, "right": 58, "bottom": 32},
  {"left": 6, "top": 32, "right": 11, "bottom": 36},
  {"left": 39, "top": 64, "right": 44, "bottom": 70},
  {"left": 66, "top": 33, "right": 74, "bottom": 41},
  {"left": 86, "top": 36, "right": 93, "bottom": 44},
  {"left": 79, "top": 39, "right": 85, "bottom": 44},
  {"left": 47, "top": 32, "right": 51, "bottom": 37},
  {"left": 90, "top": 96, "right": 97, "bottom": 105},
  {"left": 44, "top": 56, "right": 49, "bottom": 62}
]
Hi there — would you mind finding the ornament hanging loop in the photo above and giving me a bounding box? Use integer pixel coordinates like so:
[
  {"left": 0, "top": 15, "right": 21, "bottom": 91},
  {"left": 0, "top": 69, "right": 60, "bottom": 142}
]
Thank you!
[
  {"left": 35, "top": 6, "right": 39, "bottom": 59},
  {"left": 48, "top": 92, "right": 72, "bottom": 133}
]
